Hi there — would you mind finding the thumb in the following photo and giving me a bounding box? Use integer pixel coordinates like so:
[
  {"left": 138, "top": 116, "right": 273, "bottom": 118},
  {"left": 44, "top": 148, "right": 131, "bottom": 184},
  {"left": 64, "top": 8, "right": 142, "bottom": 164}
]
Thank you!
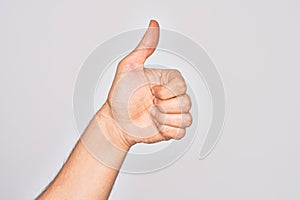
[{"left": 118, "top": 20, "right": 160, "bottom": 72}]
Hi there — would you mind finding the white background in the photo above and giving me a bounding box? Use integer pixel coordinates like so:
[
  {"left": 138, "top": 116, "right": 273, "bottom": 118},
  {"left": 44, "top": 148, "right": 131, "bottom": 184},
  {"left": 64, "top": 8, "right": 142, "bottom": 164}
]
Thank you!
[{"left": 1, "top": 0, "right": 300, "bottom": 199}]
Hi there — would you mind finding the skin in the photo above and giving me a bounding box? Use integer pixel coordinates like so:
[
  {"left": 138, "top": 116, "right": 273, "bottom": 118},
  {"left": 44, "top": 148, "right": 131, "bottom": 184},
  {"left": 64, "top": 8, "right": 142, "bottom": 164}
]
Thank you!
[{"left": 38, "top": 20, "right": 192, "bottom": 200}]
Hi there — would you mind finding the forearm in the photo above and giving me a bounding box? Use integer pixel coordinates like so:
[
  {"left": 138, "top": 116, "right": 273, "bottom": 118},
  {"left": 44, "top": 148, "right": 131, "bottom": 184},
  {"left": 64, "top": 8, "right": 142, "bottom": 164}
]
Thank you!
[{"left": 38, "top": 104, "right": 130, "bottom": 200}]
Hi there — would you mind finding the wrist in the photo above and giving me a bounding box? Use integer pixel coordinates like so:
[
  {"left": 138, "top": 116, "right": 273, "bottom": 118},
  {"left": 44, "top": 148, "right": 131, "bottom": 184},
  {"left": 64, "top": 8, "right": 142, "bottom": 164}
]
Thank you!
[
  {"left": 80, "top": 102, "right": 132, "bottom": 170},
  {"left": 94, "top": 102, "right": 133, "bottom": 152}
]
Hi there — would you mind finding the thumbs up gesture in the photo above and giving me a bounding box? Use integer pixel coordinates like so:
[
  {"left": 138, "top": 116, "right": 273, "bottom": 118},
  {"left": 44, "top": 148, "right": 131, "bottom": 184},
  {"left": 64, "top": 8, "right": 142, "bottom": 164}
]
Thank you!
[{"left": 96, "top": 20, "right": 192, "bottom": 150}]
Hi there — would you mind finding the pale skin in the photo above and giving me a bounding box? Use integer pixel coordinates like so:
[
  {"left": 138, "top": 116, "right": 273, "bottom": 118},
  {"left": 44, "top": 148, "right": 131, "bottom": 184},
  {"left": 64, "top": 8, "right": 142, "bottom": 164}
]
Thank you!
[{"left": 38, "top": 20, "right": 192, "bottom": 200}]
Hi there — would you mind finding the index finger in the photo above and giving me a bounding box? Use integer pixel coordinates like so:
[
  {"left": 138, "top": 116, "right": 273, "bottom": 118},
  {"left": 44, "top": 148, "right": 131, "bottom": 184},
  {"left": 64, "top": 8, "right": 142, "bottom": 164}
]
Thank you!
[{"left": 152, "top": 70, "right": 187, "bottom": 100}]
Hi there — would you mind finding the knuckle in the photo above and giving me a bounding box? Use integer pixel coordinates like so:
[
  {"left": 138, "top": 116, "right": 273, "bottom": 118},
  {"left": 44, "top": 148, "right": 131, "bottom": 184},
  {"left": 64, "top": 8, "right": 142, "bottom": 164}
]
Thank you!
[
  {"left": 173, "top": 77, "right": 187, "bottom": 93},
  {"left": 180, "top": 81, "right": 187, "bottom": 93},
  {"left": 185, "top": 113, "right": 193, "bottom": 127},
  {"left": 182, "top": 95, "right": 192, "bottom": 111},
  {"left": 170, "top": 69, "right": 181, "bottom": 76},
  {"left": 175, "top": 129, "right": 186, "bottom": 140},
  {"left": 187, "top": 96, "right": 192, "bottom": 111},
  {"left": 172, "top": 77, "right": 186, "bottom": 94}
]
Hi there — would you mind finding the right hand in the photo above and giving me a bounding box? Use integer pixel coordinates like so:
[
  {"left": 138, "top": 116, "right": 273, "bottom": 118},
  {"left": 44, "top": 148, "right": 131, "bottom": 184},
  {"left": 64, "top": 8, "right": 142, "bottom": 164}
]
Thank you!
[{"left": 97, "top": 20, "right": 193, "bottom": 149}]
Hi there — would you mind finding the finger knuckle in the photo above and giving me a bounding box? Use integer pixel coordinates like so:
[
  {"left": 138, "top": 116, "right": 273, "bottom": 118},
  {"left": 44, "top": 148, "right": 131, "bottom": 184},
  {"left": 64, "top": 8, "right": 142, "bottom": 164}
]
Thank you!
[
  {"left": 180, "top": 81, "right": 187, "bottom": 93},
  {"left": 170, "top": 69, "right": 181, "bottom": 76},
  {"left": 182, "top": 95, "right": 192, "bottom": 111},
  {"left": 175, "top": 129, "right": 186, "bottom": 140},
  {"left": 185, "top": 113, "right": 193, "bottom": 127}
]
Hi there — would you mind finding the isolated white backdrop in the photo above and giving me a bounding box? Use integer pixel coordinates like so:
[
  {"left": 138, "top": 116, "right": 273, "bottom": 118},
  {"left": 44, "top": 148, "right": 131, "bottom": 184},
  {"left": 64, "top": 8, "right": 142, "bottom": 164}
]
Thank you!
[{"left": 0, "top": 0, "right": 300, "bottom": 199}]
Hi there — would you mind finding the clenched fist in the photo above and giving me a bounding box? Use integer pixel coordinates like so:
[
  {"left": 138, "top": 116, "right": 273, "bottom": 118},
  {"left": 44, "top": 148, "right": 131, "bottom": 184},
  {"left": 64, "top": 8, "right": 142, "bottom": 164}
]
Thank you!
[{"left": 94, "top": 20, "right": 192, "bottom": 150}]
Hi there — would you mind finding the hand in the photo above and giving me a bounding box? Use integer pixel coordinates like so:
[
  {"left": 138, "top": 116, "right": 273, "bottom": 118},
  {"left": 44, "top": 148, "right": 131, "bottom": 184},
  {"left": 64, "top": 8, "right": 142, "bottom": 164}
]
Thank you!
[
  {"left": 38, "top": 20, "right": 192, "bottom": 200},
  {"left": 97, "top": 20, "right": 192, "bottom": 150}
]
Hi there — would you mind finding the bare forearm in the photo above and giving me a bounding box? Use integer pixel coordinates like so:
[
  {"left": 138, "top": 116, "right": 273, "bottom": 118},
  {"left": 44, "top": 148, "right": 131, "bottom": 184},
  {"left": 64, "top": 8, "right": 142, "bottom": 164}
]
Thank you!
[{"left": 38, "top": 105, "right": 130, "bottom": 200}]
